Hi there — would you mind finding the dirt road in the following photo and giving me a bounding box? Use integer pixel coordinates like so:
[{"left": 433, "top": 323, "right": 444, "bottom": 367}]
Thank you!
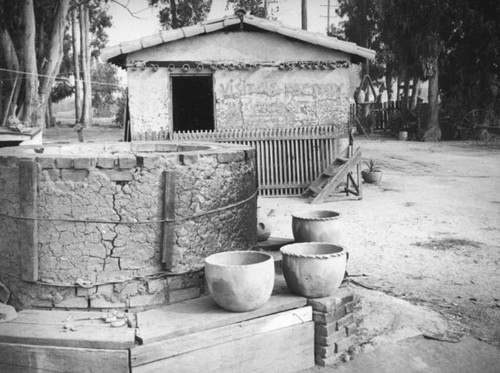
[{"left": 260, "top": 134, "right": 500, "bottom": 350}]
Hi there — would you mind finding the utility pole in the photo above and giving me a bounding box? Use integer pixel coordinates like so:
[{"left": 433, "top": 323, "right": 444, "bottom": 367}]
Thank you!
[
  {"left": 301, "top": 0, "right": 307, "bottom": 30},
  {"left": 327, "top": 0, "right": 330, "bottom": 34},
  {"left": 320, "top": 1, "right": 337, "bottom": 36}
]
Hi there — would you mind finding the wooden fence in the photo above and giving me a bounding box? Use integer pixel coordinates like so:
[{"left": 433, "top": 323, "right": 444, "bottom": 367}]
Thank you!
[
  {"left": 134, "top": 126, "right": 348, "bottom": 196},
  {"left": 349, "top": 101, "right": 401, "bottom": 131}
]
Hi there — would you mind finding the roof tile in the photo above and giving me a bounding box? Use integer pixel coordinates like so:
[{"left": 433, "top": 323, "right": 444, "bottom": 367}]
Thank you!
[{"left": 103, "top": 14, "right": 375, "bottom": 64}]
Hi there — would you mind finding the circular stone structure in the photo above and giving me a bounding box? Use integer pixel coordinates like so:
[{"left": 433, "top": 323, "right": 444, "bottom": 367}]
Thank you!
[{"left": 0, "top": 141, "right": 257, "bottom": 310}]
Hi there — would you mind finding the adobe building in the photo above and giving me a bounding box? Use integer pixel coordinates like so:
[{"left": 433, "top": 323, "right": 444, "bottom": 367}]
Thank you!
[{"left": 102, "top": 11, "right": 375, "bottom": 140}]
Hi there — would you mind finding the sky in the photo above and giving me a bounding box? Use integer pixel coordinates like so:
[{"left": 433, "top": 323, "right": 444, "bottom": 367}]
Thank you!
[{"left": 106, "top": 0, "right": 343, "bottom": 47}]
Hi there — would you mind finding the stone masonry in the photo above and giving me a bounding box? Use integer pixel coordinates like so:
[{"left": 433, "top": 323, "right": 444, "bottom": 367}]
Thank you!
[{"left": 0, "top": 141, "right": 257, "bottom": 310}]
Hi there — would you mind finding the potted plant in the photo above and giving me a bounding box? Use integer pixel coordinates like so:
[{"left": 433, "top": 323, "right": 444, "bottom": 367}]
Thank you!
[
  {"left": 362, "top": 159, "right": 382, "bottom": 183},
  {"left": 399, "top": 124, "right": 409, "bottom": 141}
]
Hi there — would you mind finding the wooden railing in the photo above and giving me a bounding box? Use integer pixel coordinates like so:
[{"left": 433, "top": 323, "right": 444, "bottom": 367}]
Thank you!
[{"left": 134, "top": 126, "right": 348, "bottom": 196}]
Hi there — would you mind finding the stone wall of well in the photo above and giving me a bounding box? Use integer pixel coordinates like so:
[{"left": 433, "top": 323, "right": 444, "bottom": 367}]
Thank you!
[{"left": 0, "top": 142, "right": 257, "bottom": 310}]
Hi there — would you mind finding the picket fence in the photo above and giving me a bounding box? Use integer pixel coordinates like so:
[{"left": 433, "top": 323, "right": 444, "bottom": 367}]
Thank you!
[{"left": 133, "top": 126, "right": 348, "bottom": 196}]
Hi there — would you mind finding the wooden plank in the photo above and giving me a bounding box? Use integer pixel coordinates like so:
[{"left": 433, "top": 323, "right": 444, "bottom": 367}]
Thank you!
[
  {"left": 311, "top": 147, "right": 362, "bottom": 204},
  {"left": 0, "top": 342, "right": 129, "bottom": 373},
  {"left": 136, "top": 293, "right": 307, "bottom": 345},
  {"left": 0, "top": 320, "right": 135, "bottom": 350},
  {"left": 13, "top": 309, "right": 107, "bottom": 325},
  {"left": 19, "top": 160, "right": 38, "bottom": 282},
  {"left": 257, "top": 237, "right": 294, "bottom": 251},
  {"left": 132, "top": 306, "right": 312, "bottom": 367},
  {"left": 161, "top": 171, "right": 176, "bottom": 268},
  {"left": 133, "top": 322, "right": 314, "bottom": 373}
]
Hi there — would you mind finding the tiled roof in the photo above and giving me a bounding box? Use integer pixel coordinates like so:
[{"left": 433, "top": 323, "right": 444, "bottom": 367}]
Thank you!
[{"left": 102, "top": 14, "right": 376, "bottom": 64}]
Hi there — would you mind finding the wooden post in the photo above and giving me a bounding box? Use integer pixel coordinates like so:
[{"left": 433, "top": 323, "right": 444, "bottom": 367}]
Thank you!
[
  {"left": 19, "top": 160, "right": 38, "bottom": 282},
  {"left": 161, "top": 171, "right": 176, "bottom": 269}
]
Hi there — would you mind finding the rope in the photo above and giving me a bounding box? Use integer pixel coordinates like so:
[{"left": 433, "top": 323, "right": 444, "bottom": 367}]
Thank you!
[
  {"left": 0, "top": 189, "right": 258, "bottom": 225},
  {"left": 0, "top": 67, "right": 126, "bottom": 88},
  {"left": 0, "top": 267, "right": 204, "bottom": 289}
]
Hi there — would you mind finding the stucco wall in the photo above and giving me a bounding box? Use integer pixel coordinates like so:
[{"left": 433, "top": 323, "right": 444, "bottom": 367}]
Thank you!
[
  {"left": 125, "top": 30, "right": 356, "bottom": 137},
  {"left": 127, "top": 31, "right": 349, "bottom": 63},
  {"left": 214, "top": 67, "right": 351, "bottom": 130},
  {"left": 127, "top": 68, "right": 170, "bottom": 134}
]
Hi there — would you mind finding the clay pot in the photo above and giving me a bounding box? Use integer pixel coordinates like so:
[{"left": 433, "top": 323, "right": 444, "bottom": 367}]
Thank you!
[
  {"left": 281, "top": 242, "right": 347, "bottom": 298},
  {"left": 292, "top": 210, "right": 341, "bottom": 244},
  {"left": 205, "top": 251, "right": 275, "bottom": 312},
  {"left": 361, "top": 170, "right": 382, "bottom": 184},
  {"left": 257, "top": 210, "right": 272, "bottom": 242}
]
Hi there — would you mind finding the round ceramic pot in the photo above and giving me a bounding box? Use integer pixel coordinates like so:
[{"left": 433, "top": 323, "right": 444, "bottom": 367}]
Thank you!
[
  {"left": 361, "top": 170, "right": 382, "bottom": 183},
  {"left": 205, "top": 251, "right": 275, "bottom": 312},
  {"left": 292, "top": 210, "right": 341, "bottom": 244},
  {"left": 281, "top": 243, "right": 347, "bottom": 298}
]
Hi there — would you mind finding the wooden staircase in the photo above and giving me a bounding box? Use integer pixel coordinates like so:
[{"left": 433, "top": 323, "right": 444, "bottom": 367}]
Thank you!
[{"left": 303, "top": 146, "right": 363, "bottom": 204}]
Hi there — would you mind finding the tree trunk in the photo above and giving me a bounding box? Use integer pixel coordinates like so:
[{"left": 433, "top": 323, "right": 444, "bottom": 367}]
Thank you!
[
  {"left": 301, "top": 0, "right": 307, "bottom": 30},
  {"left": 0, "top": 28, "right": 20, "bottom": 118},
  {"left": 400, "top": 68, "right": 410, "bottom": 128},
  {"left": 36, "top": 0, "right": 70, "bottom": 128},
  {"left": 71, "top": 8, "right": 82, "bottom": 123},
  {"left": 80, "top": 3, "right": 92, "bottom": 127},
  {"left": 410, "top": 78, "right": 421, "bottom": 113},
  {"left": 20, "top": 0, "right": 38, "bottom": 126},
  {"left": 385, "top": 74, "right": 393, "bottom": 102},
  {"left": 423, "top": 58, "right": 441, "bottom": 141},
  {"left": 170, "top": 0, "right": 178, "bottom": 29}
]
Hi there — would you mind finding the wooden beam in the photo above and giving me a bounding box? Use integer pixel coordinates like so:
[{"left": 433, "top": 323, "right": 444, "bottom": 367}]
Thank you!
[
  {"left": 0, "top": 321, "right": 135, "bottom": 350},
  {"left": 136, "top": 294, "right": 307, "bottom": 345},
  {"left": 133, "top": 322, "right": 314, "bottom": 373},
  {"left": 132, "top": 306, "right": 312, "bottom": 367},
  {"left": 18, "top": 160, "right": 38, "bottom": 282},
  {"left": 161, "top": 171, "right": 176, "bottom": 268},
  {"left": 0, "top": 342, "right": 129, "bottom": 373}
]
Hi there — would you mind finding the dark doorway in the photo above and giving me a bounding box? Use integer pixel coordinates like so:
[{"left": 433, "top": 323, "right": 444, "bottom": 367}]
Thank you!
[{"left": 172, "top": 76, "right": 214, "bottom": 132}]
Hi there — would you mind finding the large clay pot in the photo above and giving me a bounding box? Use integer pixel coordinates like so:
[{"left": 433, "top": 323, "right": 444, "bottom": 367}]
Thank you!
[
  {"left": 205, "top": 251, "right": 274, "bottom": 312},
  {"left": 281, "top": 243, "right": 347, "bottom": 298},
  {"left": 292, "top": 210, "right": 341, "bottom": 244}
]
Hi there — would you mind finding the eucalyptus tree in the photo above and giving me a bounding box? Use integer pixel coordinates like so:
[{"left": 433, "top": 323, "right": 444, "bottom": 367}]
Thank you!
[
  {"left": 0, "top": 0, "right": 70, "bottom": 129},
  {"left": 148, "top": 0, "right": 213, "bottom": 29}
]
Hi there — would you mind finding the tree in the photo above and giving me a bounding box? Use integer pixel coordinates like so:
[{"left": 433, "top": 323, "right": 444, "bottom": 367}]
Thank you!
[
  {"left": 0, "top": 0, "right": 70, "bottom": 132},
  {"left": 439, "top": 0, "right": 500, "bottom": 125},
  {"left": 91, "top": 62, "right": 120, "bottom": 116},
  {"left": 225, "top": 0, "right": 279, "bottom": 19},
  {"left": 149, "top": 0, "right": 212, "bottom": 29},
  {"left": 375, "top": 0, "right": 446, "bottom": 141}
]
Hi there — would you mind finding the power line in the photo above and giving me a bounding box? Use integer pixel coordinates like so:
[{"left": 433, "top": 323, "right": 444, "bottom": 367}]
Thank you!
[{"left": 0, "top": 67, "right": 126, "bottom": 88}]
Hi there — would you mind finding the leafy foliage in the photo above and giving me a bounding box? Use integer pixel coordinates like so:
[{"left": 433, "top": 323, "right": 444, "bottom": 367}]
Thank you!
[
  {"left": 363, "top": 159, "right": 381, "bottom": 172},
  {"left": 91, "top": 62, "right": 121, "bottom": 116},
  {"left": 149, "top": 0, "right": 212, "bottom": 29},
  {"left": 225, "top": 0, "right": 279, "bottom": 19}
]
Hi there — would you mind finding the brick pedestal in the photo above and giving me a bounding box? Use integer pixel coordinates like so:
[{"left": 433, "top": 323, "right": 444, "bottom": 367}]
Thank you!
[{"left": 308, "top": 289, "right": 359, "bottom": 367}]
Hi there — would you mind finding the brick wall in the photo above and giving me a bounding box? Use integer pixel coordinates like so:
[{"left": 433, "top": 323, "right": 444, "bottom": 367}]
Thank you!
[{"left": 308, "top": 289, "right": 359, "bottom": 366}]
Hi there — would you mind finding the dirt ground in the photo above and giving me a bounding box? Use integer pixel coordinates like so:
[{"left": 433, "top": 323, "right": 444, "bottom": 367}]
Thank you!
[
  {"left": 43, "top": 125, "right": 500, "bottom": 360},
  {"left": 259, "top": 133, "right": 500, "bottom": 353}
]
